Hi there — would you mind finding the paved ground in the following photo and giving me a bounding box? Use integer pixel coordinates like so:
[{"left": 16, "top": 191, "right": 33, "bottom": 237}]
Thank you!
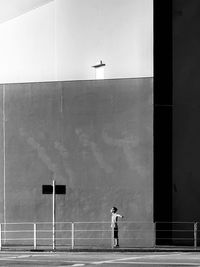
[{"left": 0, "top": 251, "right": 200, "bottom": 266}]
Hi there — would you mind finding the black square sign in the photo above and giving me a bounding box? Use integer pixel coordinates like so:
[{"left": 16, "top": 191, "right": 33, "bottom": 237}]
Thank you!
[{"left": 42, "top": 185, "right": 66, "bottom": 194}]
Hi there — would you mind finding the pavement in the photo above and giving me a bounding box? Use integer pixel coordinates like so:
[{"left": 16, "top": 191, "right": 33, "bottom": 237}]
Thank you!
[{"left": 0, "top": 251, "right": 200, "bottom": 266}]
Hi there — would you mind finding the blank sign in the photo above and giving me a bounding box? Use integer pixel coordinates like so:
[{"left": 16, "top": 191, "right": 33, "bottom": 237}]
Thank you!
[{"left": 42, "top": 185, "right": 66, "bottom": 194}]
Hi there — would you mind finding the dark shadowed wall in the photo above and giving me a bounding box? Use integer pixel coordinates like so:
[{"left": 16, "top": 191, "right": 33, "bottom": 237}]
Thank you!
[
  {"left": 0, "top": 78, "right": 153, "bottom": 246},
  {"left": 173, "top": 0, "right": 200, "bottom": 223}
]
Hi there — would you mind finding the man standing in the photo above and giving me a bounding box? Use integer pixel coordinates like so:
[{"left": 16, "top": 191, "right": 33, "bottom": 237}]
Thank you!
[{"left": 111, "top": 207, "right": 124, "bottom": 247}]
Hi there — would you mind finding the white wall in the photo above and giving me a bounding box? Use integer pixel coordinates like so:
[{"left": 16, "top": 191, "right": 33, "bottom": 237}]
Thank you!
[
  {"left": 0, "top": 0, "right": 153, "bottom": 83},
  {"left": 0, "top": 1, "right": 55, "bottom": 84},
  {"left": 56, "top": 0, "right": 153, "bottom": 80}
]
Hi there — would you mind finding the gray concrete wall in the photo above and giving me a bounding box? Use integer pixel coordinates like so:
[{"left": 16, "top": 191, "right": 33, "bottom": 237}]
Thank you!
[
  {"left": 0, "top": 85, "right": 3, "bottom": 223},
  {"left": 0, "top": 78, "right": 153, "bottom": 246}
]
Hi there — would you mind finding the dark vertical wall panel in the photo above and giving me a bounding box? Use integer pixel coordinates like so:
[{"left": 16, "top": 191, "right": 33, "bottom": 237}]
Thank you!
[
  {"left": 173, "top": 0, "right": 200, "bottom": 224},
  {"left": 154, "top": 0, "right": 173, "bottom": 244},
  {"left": 154, "top": 0, "right": 172, "bottom": 106},
  {"left": 1, "top": 78, "right": 153, "bottom": 246},
  {"left": 154, "top": 0, "right": 173, "bottom": 246}
]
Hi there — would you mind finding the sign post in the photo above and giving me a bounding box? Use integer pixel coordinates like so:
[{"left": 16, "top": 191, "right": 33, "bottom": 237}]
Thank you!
[
  {"left": 42, "top": 181, "right": 66, "bottom": 250},
  {"left": 52, "top": 180, "right": 56, "bottom": 250}
]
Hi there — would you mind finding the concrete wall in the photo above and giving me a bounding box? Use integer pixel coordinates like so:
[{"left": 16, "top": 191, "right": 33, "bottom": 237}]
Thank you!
[
  {"left": 0, "top": 78, "right": 153, "bottom": 246},
  {"left": 173, "top": 0, "right": 200, "bottom": 223},
  {"left": 0, "top": 85, "right": 3, "bottom": 224}
]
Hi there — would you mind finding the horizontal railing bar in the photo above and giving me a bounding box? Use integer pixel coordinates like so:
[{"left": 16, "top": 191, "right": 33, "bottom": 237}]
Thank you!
[
  {"left": 0, "top": 222, "right": 72, "bottom": 225},
  {"left": 155, "top": 222, "right": 195, "bottom": 224},
  {"left": 74, "top": 229, "right": 152, "bottom": 231},
  {"left": 36, "top": 239, "right": 72, "bottom": 241},
  {"left": 5, "top": 230, "right": 34, "bottom": 233},
  {"left": 37, "top": 230, "right": 71, "bottom": 232},
  {"left": 2, "top": 238, "right": 33, "bottom": 241},
  {"left": 1, "top": 237, "right": 155, "bottom": 241},
  {"left": 1, "top": 221, "right": 198, "bottom": 224},
  {"left": 68, "top": 240, "right": 150, "bottom": 242},
  {"left": 156, "top": 240, "right": 195, "bottom": 242},
  {"left": 1, "top": 222, "right": 197, "bottom": 226},
  {"left": 3, "top": 230, "right": 195, "bottom": 233},
  {"left": 156, "top": 230, "right": 194, "bottom": 232},
  {"left": 74, "top": 222, "right": 154, "bottom": 224}
]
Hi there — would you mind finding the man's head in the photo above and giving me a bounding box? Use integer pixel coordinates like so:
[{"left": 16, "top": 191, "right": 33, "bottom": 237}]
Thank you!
[{"left": 111, "top": 207, "right": 117, "bottom": 213}]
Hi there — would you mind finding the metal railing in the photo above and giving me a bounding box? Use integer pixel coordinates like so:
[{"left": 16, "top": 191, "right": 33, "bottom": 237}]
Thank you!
[
  {"left": 0, "top": 221, "right": 199, "bottom": 251},
  {"left": 155, "top": 221, "right": 199, "bottom": 248}
]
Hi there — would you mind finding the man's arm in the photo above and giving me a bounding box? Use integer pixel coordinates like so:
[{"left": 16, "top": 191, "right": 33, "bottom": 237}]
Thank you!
[{"left": 116, "top": 213, "right": 124, "bottom": 218}]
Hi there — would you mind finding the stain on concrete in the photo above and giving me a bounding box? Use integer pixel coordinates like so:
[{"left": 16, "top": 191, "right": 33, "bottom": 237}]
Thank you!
[
  {"left": 54, "top": 141, "right": 74, "bottom": 187},
  {"left": 102, "top": 128, "right": 147, "bottom": 178},
  {"left": 19, "top": 128, "right": 63, "bottom": 182},
  {"left": 76, "top": 128, "right": 113, "bottom": 174}
]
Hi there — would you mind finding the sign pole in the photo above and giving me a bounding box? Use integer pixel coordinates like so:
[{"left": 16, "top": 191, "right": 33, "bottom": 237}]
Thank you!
[
  {"left": 42, "top": 181, "right": 66, "bottom": 250},
  {"left": 52, "top": 180, "right": 56, "bottom": 250}
]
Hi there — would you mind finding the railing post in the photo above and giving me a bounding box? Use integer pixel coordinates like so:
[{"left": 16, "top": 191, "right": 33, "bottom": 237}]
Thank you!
[
  {"left": 52, "top": 180, "right": 56, "bottom": 251},
  {"left": 34, "top": 223, "right": 37, "bottom": 250},
  {"left": 194, "top": 222, "right": 197, "bottom": 249},
  {"left": 111, "top": 224, "right": 114, "bottom": 248},
  {"left": 71, "top": 222, "right": 75, "bottom": 249},
  {"left": 3, "top": 223, "right": 6, "bottom": 245},
  {"left": 154, "top": 222, "right": 157, "bottom": 247},
  {"left": 0, "top": 224, "right": 2, "bottom": 251}
]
